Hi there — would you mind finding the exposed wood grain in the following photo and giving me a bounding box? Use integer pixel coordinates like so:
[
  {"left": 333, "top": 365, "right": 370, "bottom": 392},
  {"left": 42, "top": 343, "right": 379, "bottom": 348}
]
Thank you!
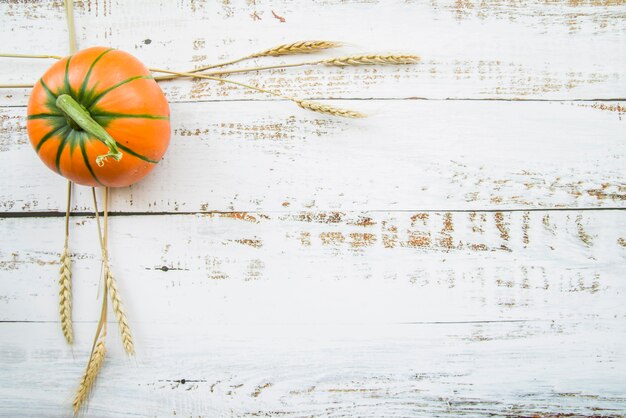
[
  {"left": 1, "top": 1, "right": 625, "bottom": 416},
  {"left": 0, "top": 320, "right": 624, "bottom": 417},
  {"left": 1, "top": 100, "right": 624, "bottom": 213},
  {"left": 1, "top": 0, "right": 626, "bottom": 105},
  {"left": 1, "top": 210, "right": 624, "bottom": 323}
]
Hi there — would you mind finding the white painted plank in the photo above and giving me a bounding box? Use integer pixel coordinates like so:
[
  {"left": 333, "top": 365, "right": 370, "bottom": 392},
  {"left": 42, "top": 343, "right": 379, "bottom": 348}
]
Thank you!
[
  {"left": 1, "top": 0, "right": 626, "bottom": 104},
  {"left": 1, "top": 210, "right": 624, "bottom": 324},
  {"left": 0, "top": 320, "right": 624, "bottom": 417},
  {"left": 2, "top": 100, "right": 624, "bottom": 213},
  {"left": 1, "top": 2, "right": 625, "bottom": 416}
]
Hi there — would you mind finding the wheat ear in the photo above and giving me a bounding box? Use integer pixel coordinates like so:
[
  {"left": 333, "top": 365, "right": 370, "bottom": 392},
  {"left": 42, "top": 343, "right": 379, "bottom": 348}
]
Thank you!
[
  {"left": 59, "top": 180, "right": 73, "bottom": 344},
  {"left": 73, "top": 337, "right": 106, "bottom": 415},
  {"left": 295, "top": 100, "right": 366, "bottom": 118},
  {"left": 251, "top": 40, "right": 341, "bottom": 57},
  {"left": 105, "top": 266, "right": 135, "bottom": 355},
  {"left": 322, "top": 54, "right": 420, "bottom": 66},
  {"left": 59, "top": 244, "right": 73, "bottom": 343}
]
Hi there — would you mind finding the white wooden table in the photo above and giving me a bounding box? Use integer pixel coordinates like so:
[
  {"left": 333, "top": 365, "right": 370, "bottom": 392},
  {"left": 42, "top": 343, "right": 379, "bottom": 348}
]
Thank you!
[{"left": 1, "top": 1, "right": 625, "bottom": 416}]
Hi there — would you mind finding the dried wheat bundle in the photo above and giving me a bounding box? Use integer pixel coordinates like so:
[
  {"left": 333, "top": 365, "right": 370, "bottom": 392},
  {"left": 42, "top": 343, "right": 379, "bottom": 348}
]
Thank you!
[{"left": 1, "top": 49, "right": 419, "bottom": 120}]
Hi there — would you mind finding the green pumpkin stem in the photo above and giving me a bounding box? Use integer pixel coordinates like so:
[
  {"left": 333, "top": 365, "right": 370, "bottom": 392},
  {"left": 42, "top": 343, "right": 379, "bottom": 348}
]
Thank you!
[{"left": 55, "top": 94, "right": 123, "bottom": 166}]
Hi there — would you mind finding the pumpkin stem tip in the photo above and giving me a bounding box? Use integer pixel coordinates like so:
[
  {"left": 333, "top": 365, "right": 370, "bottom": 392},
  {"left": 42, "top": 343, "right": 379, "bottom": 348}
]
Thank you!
[{"left": 96, "top": 151, "right": 123, "bottom": 167}]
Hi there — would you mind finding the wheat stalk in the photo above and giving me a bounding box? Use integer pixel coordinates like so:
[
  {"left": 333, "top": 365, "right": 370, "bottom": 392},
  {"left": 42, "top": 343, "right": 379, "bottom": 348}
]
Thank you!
[
  {"left": 251, "top": 40, "right": 341, "bottom": 57},
  {"left": 2, "top": 53, "right": 420, "bottom": 89},
  {"left": 154, "top": 40, "right": 340, "bottom": 81},
  {"left": 59, "top": 244, "right": 73, "bottom": 344},
  {"left": 92, "top": 187, "right": 135, "bottom": 356},
  {"left": 73, "top": 186, "right": 110, "bottom": 415},
  {"left": 73, "top": 337, "right": 106, "bottom": 415},
  {"left": 105, "top": 266, "right": 135, "bottom": 355},
  {"left": 65, "top": 0, "right": 77, "bottom": 55},
  {"left": 295, "top": 100, "right": 366, "bottom": 118},
  {"left": 0, "top": 53, "right": 58, "bottom": 89},
  {"left": 0, "top": 83, "right": 34, "bottom": 89},
  {"left": 0, "top": 53, "right": 62, "bottom": 59},
  {"left": 191, "top": 54, "right": 421, "bottom": 78},
  {"left": 151, "top": 68, "right": 365, "bottom": 118},
  {"left": 322, "top": 54, "right": 420, "bottom": 66}
]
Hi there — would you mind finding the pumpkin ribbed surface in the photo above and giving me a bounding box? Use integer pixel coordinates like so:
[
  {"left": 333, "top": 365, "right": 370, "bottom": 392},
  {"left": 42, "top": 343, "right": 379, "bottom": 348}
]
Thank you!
[{"left": 27, "top": 46, "right": 171, "bottom": 187}]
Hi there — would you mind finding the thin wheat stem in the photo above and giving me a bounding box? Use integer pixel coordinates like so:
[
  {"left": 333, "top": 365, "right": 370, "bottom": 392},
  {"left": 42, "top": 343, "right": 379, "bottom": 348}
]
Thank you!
[
  {"left": 203, "top": 61, "right": 308, "bottom": 76},
  {"left": 65, "top": 0, "right": 77, "bottom": 54},
  {"left": 154, "top": 56, "right": 249, "bottom": 81},
  {"left": 151, "top": 67, "right": 290, "bottom": 99},
  {"left": 92, "top": 188, "right": 104, "bottom": 255},
  {"left": 73, "top": 278, "right": 108, "bottom": 416},
  {"left": 0, "top": 53, "right": 62, "bottom": 59},
  {"left": 103, "top": 187, "right": 109, "bottom": 252},
  {"left": 0, "top": 52, "right": 59, "bottom": 89},
  {"left": 93, "top": 187, "right": 135, "bottom": 356},
  {"left": 149, "top": 68, "right": 364, "bottom": 118},
  {"left": 198, "top": 55, "right": 420, "bottom": 77},
  {"left": 0, "top": 83, "right": 34, "bottom": 89},
  {"left": 74, "top": 185, "right": 110, "bottom": 415},
  {"left": 64, "top": 181, "right": 72, "bottom": 237}
]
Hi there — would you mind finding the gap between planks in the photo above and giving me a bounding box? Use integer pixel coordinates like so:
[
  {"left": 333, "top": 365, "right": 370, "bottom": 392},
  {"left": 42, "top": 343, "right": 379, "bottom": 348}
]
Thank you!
[
  {"left": 0, "top": 319, "right": 538, "bottom": 324},
  {"left": 1, "top": 207, "right": 624, "bottom": 219},
  {"left": 1, "top": 98, "right": 625, "bottom": 110}
]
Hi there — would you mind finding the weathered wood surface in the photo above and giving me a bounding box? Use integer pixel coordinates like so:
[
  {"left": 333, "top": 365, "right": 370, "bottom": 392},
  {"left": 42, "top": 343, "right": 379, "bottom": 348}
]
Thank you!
[
  {"left": 1, "top": 321, "right": 625, "bottom": 417},
  {"left": 1, "top": 0, "right": 625, "bottom": 417},
  {"left": 1, "top": 211, "right": 625, "bottom": 415},
  {"left": 2, "top": 100, "right": 625, "bottom": 213},
  {"left": 1, "top": 0, "right": 626, "bottom": 106},
  {"left": 2, "top": 210, "right": 625, "bottom": 323}
]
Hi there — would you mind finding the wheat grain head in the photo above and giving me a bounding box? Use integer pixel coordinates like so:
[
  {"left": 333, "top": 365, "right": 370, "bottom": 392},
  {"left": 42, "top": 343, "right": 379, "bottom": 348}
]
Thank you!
[
  {"left": 73, "top": 339, "right": 106, "bottom": 415},
  {"left": 295, "top": 100, "right": 366, "bottom": 118},
  {"left": 59, "top": 245, "right": 73, "bottom": 344},
  {"left": 105, "top": 267, "right": 135, "bottom": 356},
  {"left": 323, "top": 55, "right": 420, "bottom": 66},
  {"left": 253, "top": 41, "right": 341, "bottom": 57}
]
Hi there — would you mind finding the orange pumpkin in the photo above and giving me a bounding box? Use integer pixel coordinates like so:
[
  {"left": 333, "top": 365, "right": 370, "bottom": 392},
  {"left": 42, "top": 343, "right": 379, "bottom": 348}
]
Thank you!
[{"left": 27, "top": 46, "right": 171, "bottom": 188}]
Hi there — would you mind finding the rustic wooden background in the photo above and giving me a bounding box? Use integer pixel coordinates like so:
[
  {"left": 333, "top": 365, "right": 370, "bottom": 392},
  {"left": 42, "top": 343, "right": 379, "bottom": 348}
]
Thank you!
[{"left": 1, "top": 1, "right": 625, "bottom": 416}]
